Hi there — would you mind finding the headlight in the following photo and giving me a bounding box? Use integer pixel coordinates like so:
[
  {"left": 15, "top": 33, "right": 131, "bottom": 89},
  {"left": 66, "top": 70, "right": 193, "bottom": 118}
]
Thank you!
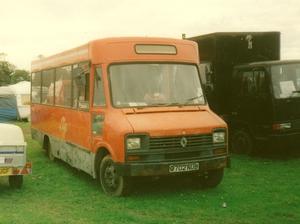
[
  {"left": 126, "top": 138, "right": 141, "bottom": 150},
  {"left": 272, "top": 123, "right": 291, "bottom": 131},
  {"left": 213, "top": 132, "right": 225, "bottom": 143}
]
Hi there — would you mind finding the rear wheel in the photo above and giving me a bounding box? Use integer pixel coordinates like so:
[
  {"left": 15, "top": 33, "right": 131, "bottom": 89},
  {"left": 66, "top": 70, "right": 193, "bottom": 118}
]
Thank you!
[
  {"left": 231, "top": 129, "right": 254, "bottom": 155},
  {"left": 99, "top": 155, "right": 131, "bottom": 196},
  {"left": 9, "top": 175, "right": 23, "bottom": 189},
  {"left": 200, "top": 169, "right": 224, "bottom": 188}
]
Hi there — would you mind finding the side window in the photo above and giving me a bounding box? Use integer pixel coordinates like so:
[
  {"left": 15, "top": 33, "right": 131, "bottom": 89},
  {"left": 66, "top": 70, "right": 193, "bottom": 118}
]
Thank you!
[
  {"left": 241, "top": 71, "right": 256, "bottom": 96},
  {"left": 72, "top": 62, "right": 90, "bottom": 109},
  {"left": 31, "top": 72, "right": 41, "bottom": 103},
  {"left": 41, "top": 69, "right": 55, "bottom": 104},
  {"left": 199, "top": 64, "right": 207, "bottom": 84},
  {"left": 199, "top": 62, "right": 213, "bottom": 89},
  {"left": 93, "top": 66, "right": 106, "bottom": 106},
  {"left": 55, "top": 66, "right": 72, "bottom": 107},
  {"left": 254, "top": 70, "right": 267, "bottom": 95}
]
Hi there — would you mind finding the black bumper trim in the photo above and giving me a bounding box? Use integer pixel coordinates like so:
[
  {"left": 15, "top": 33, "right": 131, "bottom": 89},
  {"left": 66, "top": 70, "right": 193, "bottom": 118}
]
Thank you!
[
  {"left": 115, "top": 156, "right": 229, "bottom": 177},
  {"left": 255, "top": 131, "right": 300, "bottom": 148}
]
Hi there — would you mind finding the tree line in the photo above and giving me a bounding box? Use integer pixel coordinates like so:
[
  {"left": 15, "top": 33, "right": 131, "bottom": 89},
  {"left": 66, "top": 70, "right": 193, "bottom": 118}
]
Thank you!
[{"left": 0, "top": 53, "right": 30, "bottom": 86}]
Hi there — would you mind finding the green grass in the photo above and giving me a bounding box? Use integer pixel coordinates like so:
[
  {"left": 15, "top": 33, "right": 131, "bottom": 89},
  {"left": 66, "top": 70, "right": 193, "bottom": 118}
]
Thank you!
[{"left": 1, "top": 122, "right": 300, "bottom": 224}]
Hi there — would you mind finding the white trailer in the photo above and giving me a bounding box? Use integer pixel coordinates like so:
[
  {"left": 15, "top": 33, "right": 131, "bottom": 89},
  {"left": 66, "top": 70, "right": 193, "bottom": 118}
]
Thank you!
[{"left": 0, "top": 123, "right": 31, "bottom": 188}]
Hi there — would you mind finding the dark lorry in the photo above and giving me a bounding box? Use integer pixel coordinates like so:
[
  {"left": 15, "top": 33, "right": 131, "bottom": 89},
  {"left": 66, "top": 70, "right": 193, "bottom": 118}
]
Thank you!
[{"left": 189, "top": 32, "right": 300, "bottom": 153}]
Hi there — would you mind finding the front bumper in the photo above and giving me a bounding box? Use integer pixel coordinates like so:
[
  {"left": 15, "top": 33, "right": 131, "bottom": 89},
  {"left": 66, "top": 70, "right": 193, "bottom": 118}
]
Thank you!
[
  {"left": 256, "top": 131, "right": 300, "bottom": 149},
  {"left": 115, "top": 156, "right": 229, "bottom": 176}
]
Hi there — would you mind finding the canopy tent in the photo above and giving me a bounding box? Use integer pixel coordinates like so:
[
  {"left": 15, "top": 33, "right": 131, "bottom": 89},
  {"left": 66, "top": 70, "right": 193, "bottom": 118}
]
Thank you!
[
  {"left": 0, "top": 81, "right": 31, "bottom": 122},
  {"left": 0, "top": 86, "right": 18, "bottom": 121}
]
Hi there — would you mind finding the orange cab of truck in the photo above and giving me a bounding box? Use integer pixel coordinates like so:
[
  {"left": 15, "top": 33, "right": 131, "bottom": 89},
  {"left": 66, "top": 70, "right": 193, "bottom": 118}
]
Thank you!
[{"left": 31, "top": 37, "right": 229, "bottom": 196}]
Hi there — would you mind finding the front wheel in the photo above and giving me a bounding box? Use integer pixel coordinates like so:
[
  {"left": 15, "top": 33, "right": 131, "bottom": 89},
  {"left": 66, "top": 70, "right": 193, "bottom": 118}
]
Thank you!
[
  {"left": 231, "top": 129, "right": 254, "bottom": 155},
  {"left": 9, "top": 175, "right": 23, "bottom": 189},
  {"left": 99, "top": 155, "right": 131, "bottom": 196},
  {"left": 200, "top": 169, "right": 224, "bottom": 188}
]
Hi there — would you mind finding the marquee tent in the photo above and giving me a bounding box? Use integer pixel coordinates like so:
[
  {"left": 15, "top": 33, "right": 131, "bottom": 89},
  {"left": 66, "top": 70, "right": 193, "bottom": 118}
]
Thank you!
[{"left": 0, "top": 81, "right": 31, "bottom": 121}]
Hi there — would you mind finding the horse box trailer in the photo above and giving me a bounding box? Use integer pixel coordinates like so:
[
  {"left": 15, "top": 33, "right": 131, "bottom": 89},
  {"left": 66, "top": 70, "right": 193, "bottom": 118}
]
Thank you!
[{"left": 189, "top": 32, "right": 300, "bottom": 153}]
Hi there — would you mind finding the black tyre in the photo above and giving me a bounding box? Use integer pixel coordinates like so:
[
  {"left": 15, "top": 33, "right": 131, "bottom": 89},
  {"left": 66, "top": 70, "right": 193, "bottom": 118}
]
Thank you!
[
  {"left": 9, "top": 175, "right": 23, "bottom": 189},
  {"left": 231, "top": 129, "right": 254, "bottom": 155},
  {"left": 99, "top": 155, "right": 131, "bottom": 196},
  {"left": 201, "top": 169, "right": 224, "bottom": 188}
]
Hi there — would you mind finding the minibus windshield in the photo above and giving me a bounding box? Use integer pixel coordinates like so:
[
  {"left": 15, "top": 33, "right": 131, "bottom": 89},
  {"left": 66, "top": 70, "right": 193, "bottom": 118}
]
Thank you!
[
  {"left": 109, "top": 63, "right": 205, "bottom": 107},
  {"left": 271, "top": 63, "right": 300, "bottom": 99}
]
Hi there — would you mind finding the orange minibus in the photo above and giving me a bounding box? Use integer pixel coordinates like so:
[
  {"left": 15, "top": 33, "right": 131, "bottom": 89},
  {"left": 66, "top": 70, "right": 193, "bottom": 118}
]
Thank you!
[{"left": 31, "top": 37, "right": 229, "bottom": 196}]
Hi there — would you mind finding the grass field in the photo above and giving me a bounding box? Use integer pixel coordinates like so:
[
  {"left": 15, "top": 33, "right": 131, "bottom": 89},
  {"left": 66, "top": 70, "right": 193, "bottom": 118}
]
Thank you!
[{"left": 0, "top": 122, "right": 300, "bottom": 224}]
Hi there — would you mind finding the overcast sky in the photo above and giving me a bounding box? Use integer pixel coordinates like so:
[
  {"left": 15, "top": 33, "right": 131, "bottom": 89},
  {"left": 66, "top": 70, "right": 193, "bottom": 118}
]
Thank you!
[{"left": 0, "top": 0, "right": 300, "bottom": 70}]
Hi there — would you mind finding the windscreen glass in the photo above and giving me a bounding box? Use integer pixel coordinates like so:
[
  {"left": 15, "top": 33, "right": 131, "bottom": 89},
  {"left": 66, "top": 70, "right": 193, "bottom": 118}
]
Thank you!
[
  {"left": 109, "top": 63, "right": 205, "bottom": 107},
  {"left": 271, "top": 63, "right": 300, "bottom": 99}
]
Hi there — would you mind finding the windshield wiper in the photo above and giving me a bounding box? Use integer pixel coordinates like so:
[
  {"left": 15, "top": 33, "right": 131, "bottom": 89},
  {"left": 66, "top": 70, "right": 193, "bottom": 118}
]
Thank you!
[
  {"left": 134, "top": 102, "right": 181, "bottom": 109},
  {"left": 137, "top": 96, "right": 204, "bottom": 108},
  {"left": 147, "top": 103, "right": 177, "bottom": 107},
  {"left": 183, "top": 95, "right": 203, "bottom": 105}
]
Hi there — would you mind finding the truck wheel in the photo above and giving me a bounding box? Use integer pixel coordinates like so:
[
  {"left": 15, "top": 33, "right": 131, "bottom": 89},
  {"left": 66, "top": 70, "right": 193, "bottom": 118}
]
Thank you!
[
  {"left": 99, "top": 155, "right": 131, "bottom": 196},
  {"left": 200, "top": 169, "right": 224, "bottom": 188},
  {"left": 231, "top": 129, "right": 253, "bottom": 155},
  {"left": 9, "top": 175, "right": 23, "bottom": 189}
]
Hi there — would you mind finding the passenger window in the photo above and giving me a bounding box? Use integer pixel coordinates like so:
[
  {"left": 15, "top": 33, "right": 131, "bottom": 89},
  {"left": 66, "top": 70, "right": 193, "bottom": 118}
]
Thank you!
[
  {"left": 254, "top": 70, "right": 267, "bottom": 95},
  {"left": 41, "top": 69, "right": 55, "bottom": 104},
  {"left": 72, "top": 62, "right": 90, "bottom": 109},
  {"left": 55, "top": 66, "right": 72, "bottom": 107},
  {"left": 241, "top": 71, "right": 256, "bottom": 96},
  {"left": 199, "top": 62, "right": 214, "bottom": 90},
  {"left": 31, "top": 72, "right": 41, "bottom": 103},
  {"left": 93, "top": 66, "right": 106, "bottom": 106}
]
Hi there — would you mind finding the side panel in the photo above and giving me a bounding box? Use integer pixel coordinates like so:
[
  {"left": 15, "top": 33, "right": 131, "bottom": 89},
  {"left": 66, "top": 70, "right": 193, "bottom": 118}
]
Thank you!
[
  {"left": 31, "top": 105, "right": 91, "bottom": 149},
  {"left": 50, "top": 135, "right": 95, "bottom": 177},
  {"left": 31, "top": 104, "right": 95, "bottom": 177},
  {"left": 31, "top": 128, "right": 96, "bottom": 178}
]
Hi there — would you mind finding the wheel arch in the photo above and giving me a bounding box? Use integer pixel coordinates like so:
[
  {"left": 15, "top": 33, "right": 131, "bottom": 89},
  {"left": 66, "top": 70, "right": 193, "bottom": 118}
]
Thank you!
[
  {"left": 43, "top": 135, "right": 50, "bottom": 151},
  {"left": 94, "top": 147, "right": 110, "bottom": 179}
]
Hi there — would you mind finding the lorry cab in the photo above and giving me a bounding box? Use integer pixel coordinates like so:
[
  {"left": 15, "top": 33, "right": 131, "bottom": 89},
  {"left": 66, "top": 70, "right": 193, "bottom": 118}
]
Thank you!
[
  {"left": 188, "top": 32, "right": 300, "bottom": 154},
  {"left": 230, "top": 60, "right": 300, "bottom": 152},
  {"left": 99, "top": 56, "right": 229, "bottom": 195}
]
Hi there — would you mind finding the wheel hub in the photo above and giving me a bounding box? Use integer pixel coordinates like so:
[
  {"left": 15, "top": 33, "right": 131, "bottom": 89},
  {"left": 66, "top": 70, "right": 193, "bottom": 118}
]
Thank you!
[{"left": 104, "top": 163, "right": 118, "bottom": 189}]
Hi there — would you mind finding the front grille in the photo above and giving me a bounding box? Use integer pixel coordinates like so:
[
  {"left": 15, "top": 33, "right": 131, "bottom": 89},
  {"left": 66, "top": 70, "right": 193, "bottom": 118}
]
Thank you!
[
  {"left": 149, "top": 134, "right": 212, "bottom": 150},
  {"left": 126, "top": 134, "right": 226, "bottom": 163}
]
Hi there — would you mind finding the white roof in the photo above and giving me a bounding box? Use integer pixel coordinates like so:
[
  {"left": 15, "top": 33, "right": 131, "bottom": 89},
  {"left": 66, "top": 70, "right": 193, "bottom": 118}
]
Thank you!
[
  {"left": 0, "top": 81, "right": 30, "bottom": 96},
  {"left": 9, "top": 81, "right": 31, "bottom": 95},
  {"left": 0, "top": 86, "right": 15, "bottom": 95},
  {"left": 0, "top": 123, "right": 25, "bottom": 145}
]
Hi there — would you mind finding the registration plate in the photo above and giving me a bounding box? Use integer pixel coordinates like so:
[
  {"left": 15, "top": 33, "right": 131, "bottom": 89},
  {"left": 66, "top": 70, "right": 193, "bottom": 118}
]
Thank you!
[{"left": 169, "top": 162, "right": 200, "bottom": 173}]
